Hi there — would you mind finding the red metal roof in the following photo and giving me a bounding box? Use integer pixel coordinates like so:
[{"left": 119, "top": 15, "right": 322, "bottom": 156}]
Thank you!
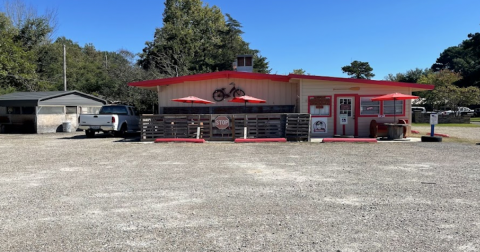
[{"left": 129, "top": 71, "right": 434, "bottom": 90}]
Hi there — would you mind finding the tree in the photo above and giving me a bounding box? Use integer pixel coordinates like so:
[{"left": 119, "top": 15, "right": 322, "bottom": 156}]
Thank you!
[
  {"left": 2, "top": 0, "right": 58, "bottom": 41},
  {"left": 290, "top": 69, "right": 306, "bottom": 75},
  {"left": 417, "top": 70, "right": 479, "bottom": 111},
  {"left": 385, "top": 68, "right": 430, "bottom": 83},
  {"left": 432, "top": 32, "right": 480, "bottom": 87},
  {"left": 138, "top": 0, "right": 270, "bottom": 77},
  {"left": 0, "top": 12, "right": 37, "bottom": 92},
  {"left": 341, "top": 60, "right": 374, "bottom": 79}
]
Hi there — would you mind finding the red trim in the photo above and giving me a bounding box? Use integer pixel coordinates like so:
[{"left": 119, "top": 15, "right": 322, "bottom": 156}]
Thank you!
[
  {"left": 235, "top": 138, "right": 287, "bottom": 143},
  {"left": 426, "top": 133, "right": 449, "bottom": 137},
  {"left": 128, "top": 70, "right": 435, "bottom": 90},
  {"left": 129, "top": 71, "right": 290, "bottom": 87},
  {"left": 322, "top": 138, "right": 377, "bottom": 143},
  {"left": 288, "top": 74, "right": 434, "bottom": 90},
  {"left": 334, "top": 94, "right": 359, "bottom": 136},
  {"left": 307, "top": 95, "right": 332, "bottom": 117}
]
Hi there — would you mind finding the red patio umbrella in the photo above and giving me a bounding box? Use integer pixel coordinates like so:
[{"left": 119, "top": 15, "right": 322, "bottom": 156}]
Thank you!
[
  {"left": 229, "top": 95, "right": 266, "bottom": 112},
  {"left": 171, "top": 96, "right": 215, "bottom": 113},
  {"left": 171, "top": 96, "right": 215, "bottom": 105},
  {"left": 371, "top": 93, "right": 419, "bottom": 123}
]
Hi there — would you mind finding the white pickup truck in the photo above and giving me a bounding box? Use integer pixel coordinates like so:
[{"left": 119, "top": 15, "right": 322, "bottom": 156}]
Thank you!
[{"left": 78, "top": 105, "right": 140, "bottom": 137}]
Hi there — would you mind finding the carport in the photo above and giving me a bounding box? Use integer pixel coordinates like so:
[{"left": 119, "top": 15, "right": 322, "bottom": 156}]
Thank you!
[{"left": 0, "top": 90, "right": 106, "bottom": 133}]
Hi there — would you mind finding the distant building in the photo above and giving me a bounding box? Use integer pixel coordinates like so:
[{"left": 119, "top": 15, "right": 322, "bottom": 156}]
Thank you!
[{"left": 0, "top": 91, "right": 106, "bottom": 133}]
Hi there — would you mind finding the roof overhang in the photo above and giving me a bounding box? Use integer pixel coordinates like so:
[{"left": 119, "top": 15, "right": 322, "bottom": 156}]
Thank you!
[
  {"left": 287, "top": 74, "right": 435, "bottom": 91},
  {"left": 129, "top": 71, "right": 290, "bottom": 89},
  {"left": 129, "top": 71, "right": 435, "bottom": 91},
  {"left": 0, "top": 90, "right": 107, "bottom": 107}
]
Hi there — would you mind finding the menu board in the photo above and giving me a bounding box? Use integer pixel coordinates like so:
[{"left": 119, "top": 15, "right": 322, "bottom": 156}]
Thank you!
[{"left": 309, "top": 96, "right": 331, "bottom": 109}]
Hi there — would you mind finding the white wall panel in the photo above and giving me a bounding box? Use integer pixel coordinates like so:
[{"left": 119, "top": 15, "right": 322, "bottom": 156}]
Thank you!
[{"left": 158, "top": 78, "right": 297, "bottom": 107}]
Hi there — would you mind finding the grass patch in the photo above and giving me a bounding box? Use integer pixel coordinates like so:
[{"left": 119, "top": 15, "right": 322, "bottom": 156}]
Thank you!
[
  {"left": 411, "top": 123, "right": 480, "bottom": 127},
  {"left": 471, "top": 117, "right": 480, "bottom": 122}
]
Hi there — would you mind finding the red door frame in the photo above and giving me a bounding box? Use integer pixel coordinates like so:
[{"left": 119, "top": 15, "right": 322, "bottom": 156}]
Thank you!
[{"left": 334, "top": 94, "right": 359, "bottom": 136}]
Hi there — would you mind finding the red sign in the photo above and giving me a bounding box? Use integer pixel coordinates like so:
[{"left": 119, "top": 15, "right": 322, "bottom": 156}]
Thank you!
[{"left": 215, "top": 116, "right": 230, "bottom": 129}]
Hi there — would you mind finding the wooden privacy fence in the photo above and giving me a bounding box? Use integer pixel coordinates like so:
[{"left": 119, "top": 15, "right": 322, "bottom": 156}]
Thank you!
[{"left": 140, "top": 113, "right": 311, "bottom": 142}]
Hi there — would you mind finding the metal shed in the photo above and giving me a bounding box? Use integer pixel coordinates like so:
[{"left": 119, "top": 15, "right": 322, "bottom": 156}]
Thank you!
[{"left": 0, "top": 91, "right": 107, "bottom": 133}]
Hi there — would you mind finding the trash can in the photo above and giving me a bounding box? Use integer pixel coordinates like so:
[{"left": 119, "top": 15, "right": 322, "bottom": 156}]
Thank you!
[{"left": 62, "top": 122, "right": 72, "bottom": 133}]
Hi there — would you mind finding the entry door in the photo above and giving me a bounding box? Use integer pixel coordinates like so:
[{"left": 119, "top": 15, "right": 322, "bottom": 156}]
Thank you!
[{"left": 337, "top": 97, "right": 355, "bottom": 136}]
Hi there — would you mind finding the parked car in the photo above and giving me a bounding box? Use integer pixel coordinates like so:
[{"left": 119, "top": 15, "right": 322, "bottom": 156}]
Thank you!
[
  {"left": 475, "top": 108, "right": 480, "bottom": 117},
  {"left": 412, "top": 107, "right": 426, "bottom": 113},
  {"left": 456, "top": 107, "right": 474, "bottom": 116},
  {"left": 78, "top": 105, "right": 140, "bottom": 137},
  {"left": 438, "top": 110, "right": 454, "bottom": 115},
  {"left": 438, "top": 107, "right": 474, "bottom": 116}
]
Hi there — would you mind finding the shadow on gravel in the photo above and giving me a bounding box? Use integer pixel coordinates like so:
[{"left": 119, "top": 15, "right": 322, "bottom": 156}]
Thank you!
[{"left": 58, "top": 132, "right": 140, "bottom": 142}]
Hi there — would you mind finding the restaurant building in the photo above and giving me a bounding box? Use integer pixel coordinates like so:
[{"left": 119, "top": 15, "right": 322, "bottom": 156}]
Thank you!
[{"left": 129, "top": 65, "right": 434, "bottom": 139}]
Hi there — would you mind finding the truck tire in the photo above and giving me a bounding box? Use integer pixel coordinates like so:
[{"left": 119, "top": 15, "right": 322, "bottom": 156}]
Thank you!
[
  {"left": 85, "top": 130, "right": 95, "bottom": 138},
  {"left": 114, "top": 124, "right": 127, "bottom": 137},
  {"left": 421, "top": 136, "right": 442, "bottom": 142}
]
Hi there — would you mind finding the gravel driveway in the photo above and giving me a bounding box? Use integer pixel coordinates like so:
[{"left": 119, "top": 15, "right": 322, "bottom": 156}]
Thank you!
[{"left": 0, "top": 132, "right": 479, "bottom": 251}]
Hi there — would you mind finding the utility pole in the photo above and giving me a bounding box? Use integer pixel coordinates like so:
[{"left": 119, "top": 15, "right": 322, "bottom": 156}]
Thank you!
[{"left": 63, "top": 44, "right": 67, "bottom": 91}]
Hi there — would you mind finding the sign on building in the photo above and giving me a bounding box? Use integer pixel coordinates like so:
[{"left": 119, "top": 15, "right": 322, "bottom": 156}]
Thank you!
[{"left": 215, "top": 116, "right": 230, "bottom": 129}]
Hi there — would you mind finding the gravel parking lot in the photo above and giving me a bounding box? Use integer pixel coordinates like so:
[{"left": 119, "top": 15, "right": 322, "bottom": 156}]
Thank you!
[{"left": 0, "top": 132, "right": 479, "bottom": 251}]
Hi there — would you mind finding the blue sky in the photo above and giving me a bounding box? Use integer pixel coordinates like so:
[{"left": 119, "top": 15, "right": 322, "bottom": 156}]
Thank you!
[{"left": 13, "top": 0, "right": 480, "bottom": 80}]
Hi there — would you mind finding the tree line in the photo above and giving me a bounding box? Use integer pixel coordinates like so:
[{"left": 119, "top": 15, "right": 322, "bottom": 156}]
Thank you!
[
  {"left": 0, "top": 0, "right": 270, "bottom": 112},
  {"left": 338, "top": 31, "right": 480, "bottom": 111},
  {"left": 384, "top": 31, "right": 480, "bottom": 111}
]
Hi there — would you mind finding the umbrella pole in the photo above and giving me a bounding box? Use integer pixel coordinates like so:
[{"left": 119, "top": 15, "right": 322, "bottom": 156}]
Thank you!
[{"left": 393, "top": 98, "right": 396, "bottom": 123}]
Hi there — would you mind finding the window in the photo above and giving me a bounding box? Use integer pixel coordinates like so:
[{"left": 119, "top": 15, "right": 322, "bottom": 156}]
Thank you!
[
  {"left": 339, "top": 98, "right": 352, "bottom": 116},
  {"left": 383, "top": 100, "right": 404, "bottom": 115},
  {"left": 360, "top": 97, "right": 380, "bottom": 115},
  {"left": 7, "top": 107, "right": 21, "bottom": 114},
  {"left": 237, "top": 56, "right": 252, "bottom": 67},
  {"left": 37, "top": 106, "right": 64, "bottom": 114},
  {"left": 99, "top": 106, "right": 128, "bottom": 115},
  {"left": 66, "top": 106, "right": 77, "bottom": 114},
  {"left": 80, "top": 106, "right": 101, "bottom": 114},
  {"left": 310, "top": 105, "right": 330, "bottom": 116},
  {"left": 245, "top": 57, "right": 252, "bottom": 66},
  {"left": 308, "top": 96, "right": 331, "bottom": 116},
  {"left": 237, "top": 57, "right": 245, "bottom": 67},
  {"left": 22, "top": 107, "right": 36, "bottom": 114}
]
